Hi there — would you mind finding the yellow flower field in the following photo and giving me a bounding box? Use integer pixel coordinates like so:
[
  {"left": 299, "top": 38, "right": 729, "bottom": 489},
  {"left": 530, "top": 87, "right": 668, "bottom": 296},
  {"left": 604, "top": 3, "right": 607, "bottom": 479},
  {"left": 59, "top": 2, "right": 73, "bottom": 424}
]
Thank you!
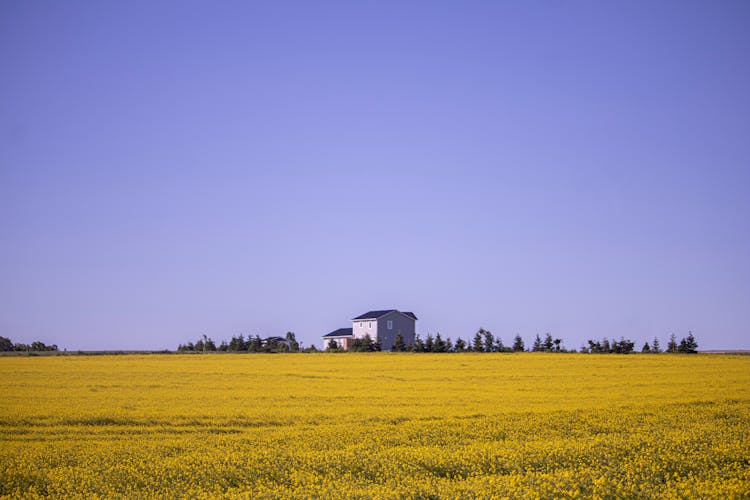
[{"left": 1, "top": 353, "right": 748, "bottom": 498}]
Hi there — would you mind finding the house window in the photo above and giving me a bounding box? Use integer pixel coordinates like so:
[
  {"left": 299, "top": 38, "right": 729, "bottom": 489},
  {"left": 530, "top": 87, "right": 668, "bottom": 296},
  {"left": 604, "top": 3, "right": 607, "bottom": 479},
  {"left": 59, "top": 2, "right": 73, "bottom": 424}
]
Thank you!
[
  {"left": 368, "top": 322, "right": 372, "bottom": 328},
  {"left": 387, "top": 320, "right": 393, "bottom": 330}
]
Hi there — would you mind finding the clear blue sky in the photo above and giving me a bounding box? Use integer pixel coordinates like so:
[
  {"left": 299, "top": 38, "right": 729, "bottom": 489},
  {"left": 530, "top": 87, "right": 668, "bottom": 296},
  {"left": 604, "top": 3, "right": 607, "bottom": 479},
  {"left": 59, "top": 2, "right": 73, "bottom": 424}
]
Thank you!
[{"left": 2, "top": 1, "right": 749, "bottom": 350}]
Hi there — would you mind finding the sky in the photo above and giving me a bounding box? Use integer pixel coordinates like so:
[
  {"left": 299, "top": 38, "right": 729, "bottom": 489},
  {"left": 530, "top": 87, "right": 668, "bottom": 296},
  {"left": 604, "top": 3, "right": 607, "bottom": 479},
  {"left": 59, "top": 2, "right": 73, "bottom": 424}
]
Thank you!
[{"left": 1, "top": 1, "right": 749, "bottom": 351}]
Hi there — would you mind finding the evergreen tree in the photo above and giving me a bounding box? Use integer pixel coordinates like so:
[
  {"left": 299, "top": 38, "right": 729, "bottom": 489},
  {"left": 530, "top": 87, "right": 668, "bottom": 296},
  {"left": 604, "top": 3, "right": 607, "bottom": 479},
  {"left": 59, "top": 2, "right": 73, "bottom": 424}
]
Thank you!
[
  {"left": 411, "top": 334, "right": 424, "bottom": 352},
  {"left": 352, "top": 334, "right": 378, "bottom": 352},
  {"left": 228, "top": 334, "right": 245, "bottom": 351},
  {"left": 667, "top": 333, "right": 678, "bottom": 353},
  {"left": 424, "top": 334, "right": 434, "bottom": 353},
  {"left": 482, "top": 328, "right": 495, "bottom": 352},
  {"left": 392, "top": 333, "right": 406, "bottom": 352},
  {"left": 532, "top": 334, "right": 543, "bottom": 352},
  {"left": 652, "top": 337, "right": 661, "bottom": 353},
  {"left": 678, "top": 331, "right": 698, "bottom": 353},
  {"left": 553, "top": 338, "right": 562, "bottom": 352},
  {"left": 512, "top": 334, "right": 525, "bottom": 352},
  {"left": 434, "top": 333, "right": 447, "bottom": 352},
  {"left": 472, "top": 331, "right": 484, "bottom": 352},
  {"left": 249, "top": 335, "right": 263, "bottom": 352},
  {"left": 602, "top": 338, "right": 611, "bottom": 353},
  {"left": 543, "top": 333, "right": 554, "bottom": 351},
  {"left": 285, "top": 331, "right": 300, "bottom": 352},
  {"left": 445, "top": 337, "right": 454, "bottom": 352},
  {"left": 204, "top": 337, "right": 217, "bottom": 351},
  {"left": 454, "top": 337, "right": 467, "bottom": 352},
  {"left": 612, "top": 337, "right": 635, "bottom": 354},
  {"left": 494, "top": 336, "right": 505, "bottom": 352},
  {"left": 642, "top": 342, "right": 651, "bottom": 353}
]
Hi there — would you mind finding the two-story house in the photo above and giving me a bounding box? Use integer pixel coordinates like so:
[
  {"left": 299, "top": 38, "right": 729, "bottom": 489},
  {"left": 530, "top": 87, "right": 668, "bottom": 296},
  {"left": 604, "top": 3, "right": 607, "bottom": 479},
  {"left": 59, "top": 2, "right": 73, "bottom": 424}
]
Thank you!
[{"left": 323, "top": 310, "right": 417, "bottom": 351}]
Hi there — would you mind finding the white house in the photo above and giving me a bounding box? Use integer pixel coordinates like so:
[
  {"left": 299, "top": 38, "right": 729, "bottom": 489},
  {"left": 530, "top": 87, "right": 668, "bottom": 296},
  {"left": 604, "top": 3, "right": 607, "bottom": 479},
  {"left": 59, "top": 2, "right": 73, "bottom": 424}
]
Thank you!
[{"left": 323, "top": 310, "right": 417, "bottom": 351}]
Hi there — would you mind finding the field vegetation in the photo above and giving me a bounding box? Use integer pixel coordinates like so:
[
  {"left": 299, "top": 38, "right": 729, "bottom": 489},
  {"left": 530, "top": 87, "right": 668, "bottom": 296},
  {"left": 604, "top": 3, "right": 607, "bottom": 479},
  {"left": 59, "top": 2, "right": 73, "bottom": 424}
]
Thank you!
[{"left": 1, "top": 353, "right": 748, "bottom": 498}]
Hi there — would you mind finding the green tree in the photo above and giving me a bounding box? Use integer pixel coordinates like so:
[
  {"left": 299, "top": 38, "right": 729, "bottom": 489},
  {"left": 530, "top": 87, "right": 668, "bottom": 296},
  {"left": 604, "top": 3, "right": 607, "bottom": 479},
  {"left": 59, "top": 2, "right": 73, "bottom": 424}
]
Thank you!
[
  {"left": 512, "top": 334, "right": 524, "bottom": 352},
  {"left": 612, "top": 337, "right": 635, "bottom": 354},
  {"left": 285, "top": 331, "right": 300, "bottom": 352},
  {"left": 204, "top": 337, "right": 217, "bottom": 351},
  {"left": 0, "top": 336, "right": 14, "bottom": 352},
  {"left": 642, "top": 342, "right": 651, "bottom": 353},
  {"left": 352, "top": 334, "right": 379, "bottom": 352},
  {"left": 411, "top": 334, "right": 424, "bottom": 352},
  {"left": 494, "top": 336, "right": 505, "bottom": 352},
  {"left": 392, "top": 333, "right": 406, "bottom": 352},
  {"left": 482, "top": 328, "right": 495, "bottom": 352},
  {"left": 454, "top": 337, "right": 467, "bottom": 352},
  {"left": 586, "top": 339, "right": 600, "bottom": 353},
  {"left": 29, "top": 341, "right": 57, "bottom": 352},
  {"left": 433, "top": 333, "right": 447, "bottom": 352},
  {"left": 532, "top": 334, "right": 543, "bottom": 352},
  {"left": 652, "top": 337, "right": 661, "bottom": 353},
  {"left": 326, "top": 339, "right": 340, "bottom": 351},
  {"left": 248, "top": 335, "right": 263, "bottom": 352},
  {"left": 424, "top": 334, "right": 434, "bottom": 352},
  {"left": 543, "top": 333, "right": 554, "bottom": 351},
  {"left": 678, "top": 331, "right": 698, "bottom": 353},
  {"left": 228, "top": 334, "right": 246, "bottom": 351},
  {"left": 667, "top": 333, "right": 678, "bottom": 353},
  {"left": 472, "top": 331, "right": 484, "bottom": 352}
]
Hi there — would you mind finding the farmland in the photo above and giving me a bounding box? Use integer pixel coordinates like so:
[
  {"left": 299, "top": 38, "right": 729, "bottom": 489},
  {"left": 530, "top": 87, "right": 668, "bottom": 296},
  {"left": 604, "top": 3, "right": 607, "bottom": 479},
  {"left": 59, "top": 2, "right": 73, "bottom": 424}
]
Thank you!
[{"left": 1, "top": 353, "right": 749, "bottom": 498}]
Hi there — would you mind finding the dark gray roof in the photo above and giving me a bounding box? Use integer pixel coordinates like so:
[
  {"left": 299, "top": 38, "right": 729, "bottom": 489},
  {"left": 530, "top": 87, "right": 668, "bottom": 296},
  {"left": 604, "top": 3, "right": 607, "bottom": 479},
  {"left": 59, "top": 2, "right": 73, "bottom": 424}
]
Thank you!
[
  {"left": 323, "top": 328, "right": 353, "bottom": 338},
  {"left": 352, "top": 310, "right": 418, "bottom": 320}
]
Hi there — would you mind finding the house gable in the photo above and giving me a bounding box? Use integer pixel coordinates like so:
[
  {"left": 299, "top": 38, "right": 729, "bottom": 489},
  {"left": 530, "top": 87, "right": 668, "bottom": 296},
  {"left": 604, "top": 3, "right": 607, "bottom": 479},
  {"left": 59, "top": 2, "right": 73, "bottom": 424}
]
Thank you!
[{"left": 374, "top": 311, "right": 416, "bottom": 351}]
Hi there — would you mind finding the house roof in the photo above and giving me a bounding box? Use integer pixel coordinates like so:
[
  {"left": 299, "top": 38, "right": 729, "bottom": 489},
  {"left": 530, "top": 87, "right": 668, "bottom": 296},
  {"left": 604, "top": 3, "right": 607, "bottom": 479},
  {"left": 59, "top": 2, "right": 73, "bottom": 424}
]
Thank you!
[
  {"left": 322, "top": 328, "right": 354, "bottom": 338},
  {"left": 352, "top": 310, "right": 418, "bottom": 321}
]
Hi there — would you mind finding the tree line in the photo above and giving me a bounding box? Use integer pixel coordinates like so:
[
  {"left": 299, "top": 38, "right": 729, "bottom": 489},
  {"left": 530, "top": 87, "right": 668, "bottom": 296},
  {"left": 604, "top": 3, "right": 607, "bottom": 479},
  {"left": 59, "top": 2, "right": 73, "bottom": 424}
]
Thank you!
[
  {"left": 0, "top": 336, "right": 59, "bottom": 352},
  {"left": 581, "top": 332, "right": 698, "bottom": 354},
  {"left": 328, "top": 329, "right": 699, "bottom": 354},
  {"left": 177, "top": 332, "right": 308, "bottom": 353},
  {"left": 4, "top": 330, "right": 697, "bottom": 355}
]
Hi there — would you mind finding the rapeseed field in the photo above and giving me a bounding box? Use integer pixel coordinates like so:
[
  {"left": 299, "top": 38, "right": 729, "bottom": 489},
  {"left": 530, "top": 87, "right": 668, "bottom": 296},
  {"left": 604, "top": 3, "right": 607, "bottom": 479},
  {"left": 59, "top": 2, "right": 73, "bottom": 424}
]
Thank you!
[{"left": 1, "top": 353, "right": 748, "bottom": 498}]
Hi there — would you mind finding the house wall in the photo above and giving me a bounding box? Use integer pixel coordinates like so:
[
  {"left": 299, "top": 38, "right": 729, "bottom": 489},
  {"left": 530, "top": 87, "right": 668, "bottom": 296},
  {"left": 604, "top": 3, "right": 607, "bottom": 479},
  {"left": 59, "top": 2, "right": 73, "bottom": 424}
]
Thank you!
[
  {"left": 376, "top": 311, "right": 416, "bottom": 350},
  {"left": 352, "top": 319, "right": 377, "bottom": 340}
]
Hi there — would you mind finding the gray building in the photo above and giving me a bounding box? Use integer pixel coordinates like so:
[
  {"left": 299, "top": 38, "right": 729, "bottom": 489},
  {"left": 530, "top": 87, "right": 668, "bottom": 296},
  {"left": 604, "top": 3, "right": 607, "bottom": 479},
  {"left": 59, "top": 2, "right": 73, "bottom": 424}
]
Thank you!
[{"left": 323, "top": 310, "right": 417, "bottom": 351}]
